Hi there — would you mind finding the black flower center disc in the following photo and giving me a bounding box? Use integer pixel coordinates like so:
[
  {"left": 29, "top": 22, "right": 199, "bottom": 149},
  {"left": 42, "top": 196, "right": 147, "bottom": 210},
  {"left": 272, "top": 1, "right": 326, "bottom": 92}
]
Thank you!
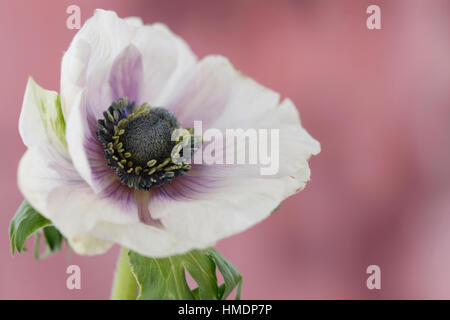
[
  {"left": 121, "top": 108, "right": 179, "bottom": 166},
  {"left": 96, "top": 98, "right": 196, "bottom": 191}
]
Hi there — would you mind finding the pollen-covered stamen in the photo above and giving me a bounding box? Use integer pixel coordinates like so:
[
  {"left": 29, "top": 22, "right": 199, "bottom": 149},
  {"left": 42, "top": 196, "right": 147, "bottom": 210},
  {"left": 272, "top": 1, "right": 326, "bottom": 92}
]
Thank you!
[{"left": 96, "top": 97, "right": 196, "bottom": 191}]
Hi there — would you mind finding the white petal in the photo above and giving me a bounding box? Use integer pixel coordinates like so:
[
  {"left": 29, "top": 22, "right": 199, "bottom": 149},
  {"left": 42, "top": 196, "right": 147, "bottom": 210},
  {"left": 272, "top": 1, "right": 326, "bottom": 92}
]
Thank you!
[
  {"left": 60, "top": 9, "right": 140, "bottom": 118},
  {"left": 90, "top": 221, "right": 204, "bottom": 258},
  {"left": 166, "top": 56, "right": 245, "bottom": 127},
  {"left": 148, "top": 56, "right": 320, "bottom": 246},
  {"left": 168, "top": 55, "right": 320, "bottom": 177},
  {"left": 152, "top": 167, "right": 312, "bottom": 246},
  {"left": 61, "top": 9, "right": 196, "bottom": 118},
  {"left": 68, "top": 234, "right": 113, "bottom": 256},
  {"left": 64, "top": 90, "right": 114, "bottom": 193},
  {"left": 18, "top": 143, "right": 137, "bottom": 243},
  {"left": 124, "top": 16, "right": 143, "bottom": 28},
  {"left": 131, "top": 23, "right": 197, "bottom": 106},
  {"left": 17, "top": 144, "right": 80, "bottom": 219},
  {"left": 64, "top": 90, "right": 98, "bottom": 190},
  {"left": 45, "top": 183, "right": 138, "bottom": 238},
  {"left": 19, "top": 77, "right": 67, "bottom": 154}
]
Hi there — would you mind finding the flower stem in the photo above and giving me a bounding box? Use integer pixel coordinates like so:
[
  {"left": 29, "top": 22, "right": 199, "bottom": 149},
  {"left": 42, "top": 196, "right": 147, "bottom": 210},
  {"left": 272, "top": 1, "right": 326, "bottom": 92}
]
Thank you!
[{"left": 111, "top": 247, "right": 139, "bottom": 300}]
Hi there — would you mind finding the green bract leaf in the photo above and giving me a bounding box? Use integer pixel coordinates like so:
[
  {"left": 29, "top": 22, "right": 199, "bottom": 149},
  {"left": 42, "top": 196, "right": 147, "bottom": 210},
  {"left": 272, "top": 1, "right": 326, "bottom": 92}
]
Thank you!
[
  {"left": 42, "top": 226, "right": 63, "bottom": 252},
  {"left": 128, "top": 248, "right": 243, "bottom": 300},
  {"left": 206, "top": 249, "right": 242, "bottom": 300},
  {"left": 34, "top": 225, "right": 65, "bottom": 259},
  {"left": 10, "top": 201, "right": 65, "bottom": 259},
  {"left": 34, "top": 232, "right": 41, "bottom": 260},
  {"left": 10, "top": 200, "right": 51, "bottom": 254}
]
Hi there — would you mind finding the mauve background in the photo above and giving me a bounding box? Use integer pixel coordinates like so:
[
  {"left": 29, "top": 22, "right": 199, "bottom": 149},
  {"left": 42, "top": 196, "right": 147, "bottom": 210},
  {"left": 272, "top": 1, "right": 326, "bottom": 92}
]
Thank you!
[{"left": 0, "top": 0, "right": 449, "bottom": 299}]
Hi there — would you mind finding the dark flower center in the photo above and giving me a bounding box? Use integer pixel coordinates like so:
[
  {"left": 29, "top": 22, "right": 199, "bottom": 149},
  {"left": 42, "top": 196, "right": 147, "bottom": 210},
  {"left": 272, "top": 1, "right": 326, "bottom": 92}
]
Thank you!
[
  {"left": 96, "top": 97, "right": 195, "bottom": 191},
  {"left": 121, "top": 107, "right": 179, "bottom": 166}
]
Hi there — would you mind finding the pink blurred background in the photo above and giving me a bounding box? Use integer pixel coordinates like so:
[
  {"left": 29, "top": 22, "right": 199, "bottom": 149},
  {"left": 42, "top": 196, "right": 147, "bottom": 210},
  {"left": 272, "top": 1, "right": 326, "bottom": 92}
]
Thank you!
[{"left": 1, "top": 0, "right": 449, "bottom": 299}]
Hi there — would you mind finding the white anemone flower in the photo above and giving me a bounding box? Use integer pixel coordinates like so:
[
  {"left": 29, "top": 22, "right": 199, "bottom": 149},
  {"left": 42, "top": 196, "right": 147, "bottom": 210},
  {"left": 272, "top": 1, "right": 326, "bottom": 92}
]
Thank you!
[{"left": 17, "top": 9, "right": 320, "bottom": 258}]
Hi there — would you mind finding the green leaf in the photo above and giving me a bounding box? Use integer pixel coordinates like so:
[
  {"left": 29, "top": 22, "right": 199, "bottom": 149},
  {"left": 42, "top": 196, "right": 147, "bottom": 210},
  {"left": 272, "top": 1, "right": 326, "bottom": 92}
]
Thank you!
[
  {"left": 34, "top": 232, "right": 41, "bottom": 260},
  {"left": 42, "top": 226, "right": 63, "bottom": 252},
  {"left": 10, "top": 200, "right": 51, "bottom": 254},
  {"left": 129, "top": 248, "right": 242, "bottom": 300},
  {"left": 129, "top": 251, "right": 194, "bottom": 300},
  {"left": 33, "top": 226, "right": 65, "bottom": 260},
  {"left": 10, "top": 201, "right": 65, "bottom": 259},
  {"left": 206, "top": 249, "right": 242, "bottom": 300}
]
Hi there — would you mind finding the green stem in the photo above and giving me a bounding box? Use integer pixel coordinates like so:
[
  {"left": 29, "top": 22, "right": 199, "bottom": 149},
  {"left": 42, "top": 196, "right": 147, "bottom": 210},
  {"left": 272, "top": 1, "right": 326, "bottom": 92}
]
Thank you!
[{"left": 111, "top": 247, "right": 139, "bottom": 300}]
